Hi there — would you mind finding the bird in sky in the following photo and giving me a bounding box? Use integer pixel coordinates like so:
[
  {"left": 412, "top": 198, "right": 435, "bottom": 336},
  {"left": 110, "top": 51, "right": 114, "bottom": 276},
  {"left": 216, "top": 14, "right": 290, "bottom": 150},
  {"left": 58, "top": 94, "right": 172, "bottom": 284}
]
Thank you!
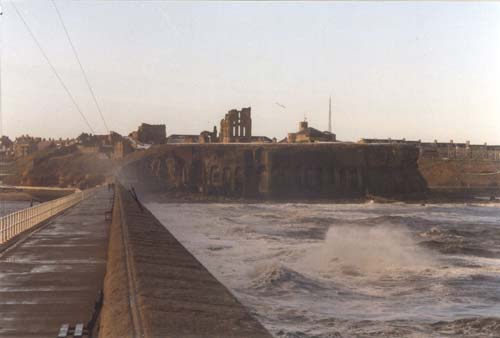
[{"left": 275, "top": 102, "right": 286, "bottom": 109}]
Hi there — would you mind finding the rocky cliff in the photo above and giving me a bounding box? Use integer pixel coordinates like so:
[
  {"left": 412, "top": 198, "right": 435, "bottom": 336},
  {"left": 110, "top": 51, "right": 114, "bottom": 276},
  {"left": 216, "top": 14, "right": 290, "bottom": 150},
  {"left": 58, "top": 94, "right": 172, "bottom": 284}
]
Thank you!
[
  {"left": 6, "top": 145, "right": 115, "bottom": 189},
  {"left": 419, "top": 158, "right": 500, "bottom": 188}
]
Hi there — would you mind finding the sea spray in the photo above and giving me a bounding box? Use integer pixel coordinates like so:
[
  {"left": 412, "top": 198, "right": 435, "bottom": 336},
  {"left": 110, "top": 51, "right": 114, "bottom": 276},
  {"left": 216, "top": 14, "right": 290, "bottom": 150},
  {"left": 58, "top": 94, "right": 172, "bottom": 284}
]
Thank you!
[{"left": 300, "top": 224, "right": 434, "bottom": 275}]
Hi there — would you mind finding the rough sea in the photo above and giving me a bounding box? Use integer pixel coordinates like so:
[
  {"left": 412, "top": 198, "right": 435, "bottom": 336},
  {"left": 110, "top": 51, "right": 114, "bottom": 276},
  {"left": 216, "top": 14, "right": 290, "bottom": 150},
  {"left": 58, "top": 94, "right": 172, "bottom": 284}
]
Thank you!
[{"left": 147, "top": 202, "right": 500, "bottom": 338}]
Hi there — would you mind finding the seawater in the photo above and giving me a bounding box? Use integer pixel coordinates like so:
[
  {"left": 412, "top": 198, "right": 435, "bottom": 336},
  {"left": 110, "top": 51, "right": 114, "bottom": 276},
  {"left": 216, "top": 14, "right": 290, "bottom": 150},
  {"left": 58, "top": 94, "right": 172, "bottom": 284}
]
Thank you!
[
  {"left": 147, "top": 202, "right": 500, "bottom": 338},
  {"left": 0, "top": 201, "right": 32, "bottom": 217}
]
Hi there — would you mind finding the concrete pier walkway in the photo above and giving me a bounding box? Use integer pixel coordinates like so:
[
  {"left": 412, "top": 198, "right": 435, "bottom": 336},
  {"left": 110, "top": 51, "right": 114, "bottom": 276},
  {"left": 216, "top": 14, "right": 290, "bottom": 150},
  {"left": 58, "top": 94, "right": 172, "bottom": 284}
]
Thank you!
[
  {"left": 0, "top": 188, "right": 112, "bottom": 338},
  {"left": 99, "top": 184, "right": 272, "bottom": 338}
]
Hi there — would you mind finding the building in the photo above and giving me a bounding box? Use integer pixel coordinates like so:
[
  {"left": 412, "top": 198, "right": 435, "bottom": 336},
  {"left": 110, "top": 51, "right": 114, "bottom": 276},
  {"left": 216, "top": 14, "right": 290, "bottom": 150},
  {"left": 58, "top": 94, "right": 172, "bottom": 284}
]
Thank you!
[
  {"left": 15, "top": 142, "right": 36, "bottom": 158},
  {"left": 164, "top": 109, "right": 272, "bottom": 144},
  {"left": 249, "top": 136, "right": 274, "bottom": 143},
  {"left": 359, "top": 138, "right": 500, "bottom": 161},
  {"left": 359, "top": 138, "right": 421, "bottom": 146},
  {"left": 14, "top": 136, "right": 40, "bottom": 158},
  {"left": 166, "top": 135, "right": 201, "bottom": 144},
  {"left": 108, "top": 131, "right": 123, "bottom": 145},
  {"left": 36, "top": 140, "right": 54, "bottom": 152},
  {"left": 75, "top": 132, "right": 128, "bottom": 157},
  {"left": 113, "top": 139, "right": 134, "bottom": 159},
  {"left": 0, "top": 136, "right": 14, "bottom": 160},
  {"left": 0, "top": 136, "right": 13, "bottom": 150},
  {"left": 219, "top": 107, "right": 252, "bottom": 143},
  {"left": 76, "top": 133, "right": 105, "bottom": 154},
  {"left": 129, "top": 123, "right": 166, "bottom": 145},
  {"left": 199, "top": 127, "right": 218, "bottom": 144},
  {"left": 217, "top": 107, "right": 272, "bottom": 144},
  {"left": 286, "top": 120, "right": 336, "bottom": 143}
]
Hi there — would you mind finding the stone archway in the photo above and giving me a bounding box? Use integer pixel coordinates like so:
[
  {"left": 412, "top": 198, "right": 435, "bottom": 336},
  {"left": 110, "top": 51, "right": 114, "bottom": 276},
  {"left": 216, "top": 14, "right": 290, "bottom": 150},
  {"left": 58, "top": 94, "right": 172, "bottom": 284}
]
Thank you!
[
  {"left": 339, "top": 168, "right": 347, "bottom": 189},
  {"left": 294, "top": 165, "right": 303, "bottom": 188},
  {"left": 233, "top": 167, "right": 243, "bottom": 195},
  {"left": 349, "top": 168, "right": 359, "bottom": 190},
  {"left": 257, "top": 165, "right": 268, "bottom": 194},
  {"left": 222, "top": 167, "right": 232, "bottom": 194},
  {"left": 223, "top": 167, "right": 232, "bottom": 185},
  {"left": 210, "top": 166, "right": 221, "bottom": 186}
]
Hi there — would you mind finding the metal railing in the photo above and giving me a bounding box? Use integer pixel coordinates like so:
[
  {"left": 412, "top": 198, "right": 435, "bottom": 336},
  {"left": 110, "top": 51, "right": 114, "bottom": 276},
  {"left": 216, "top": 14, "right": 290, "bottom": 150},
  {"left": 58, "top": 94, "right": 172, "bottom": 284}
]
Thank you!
[{"left": 0, "top": 188, "right": 98, "bottom": 245}]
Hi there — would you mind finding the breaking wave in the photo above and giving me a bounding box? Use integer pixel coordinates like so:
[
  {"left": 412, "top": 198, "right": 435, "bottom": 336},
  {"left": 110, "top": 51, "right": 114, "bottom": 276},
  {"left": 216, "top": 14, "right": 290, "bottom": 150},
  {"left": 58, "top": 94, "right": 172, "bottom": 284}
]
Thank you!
[
  {"left": 418, "top": 226, "right": 500, "bottom": 258},
  {"left": 431, "top": 317, "right": 500, "bottom": 337},
  {"left": 355, "top": 215, "right": 436, "bottom": 227},
  {"left": 250, "top": 263, "right": 326, "bottom": 293}
]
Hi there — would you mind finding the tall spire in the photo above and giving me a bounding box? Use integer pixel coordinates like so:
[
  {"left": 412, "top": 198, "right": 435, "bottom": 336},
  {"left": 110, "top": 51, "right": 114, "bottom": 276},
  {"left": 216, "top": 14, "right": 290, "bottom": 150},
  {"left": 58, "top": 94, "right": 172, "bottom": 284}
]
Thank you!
[{"left": 328, "top": 96, "right": 332, "bottom": 133}]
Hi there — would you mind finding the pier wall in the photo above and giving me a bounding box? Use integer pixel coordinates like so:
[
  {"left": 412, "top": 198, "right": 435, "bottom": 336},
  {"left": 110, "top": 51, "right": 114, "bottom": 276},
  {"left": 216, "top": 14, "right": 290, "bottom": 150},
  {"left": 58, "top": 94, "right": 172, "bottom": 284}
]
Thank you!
[
  {"left": 99, "top": 184, "right": 272, "bottom": 337},
  {"left": 119, "top": 143, "right": 427, "bottom": 198}
]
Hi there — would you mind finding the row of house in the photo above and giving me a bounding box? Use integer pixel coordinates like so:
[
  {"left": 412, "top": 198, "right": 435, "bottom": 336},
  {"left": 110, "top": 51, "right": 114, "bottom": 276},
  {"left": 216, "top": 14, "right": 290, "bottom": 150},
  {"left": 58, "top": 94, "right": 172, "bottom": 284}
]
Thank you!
[
  {"left": 1, "top": 135, "right": 76, "bottom": 160},
  {"left": 359, "top": 138, "right": 500, "bottom": 161}
]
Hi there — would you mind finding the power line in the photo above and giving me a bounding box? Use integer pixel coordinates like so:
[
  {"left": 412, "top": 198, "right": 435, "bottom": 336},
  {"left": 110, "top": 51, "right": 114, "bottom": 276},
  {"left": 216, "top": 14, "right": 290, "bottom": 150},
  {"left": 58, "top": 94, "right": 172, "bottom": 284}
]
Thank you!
[
  {"left": 12, "top": 2, "right": 95, "bottom": 134},
  {"left": 0, "top": 1, "right": 4, "bottom": 220},
  {"left": 0, "top": 2, "right": 3, "bottom": 138},
  {"left": 51, "top": 0, "right": 109, "bottom": 134}
]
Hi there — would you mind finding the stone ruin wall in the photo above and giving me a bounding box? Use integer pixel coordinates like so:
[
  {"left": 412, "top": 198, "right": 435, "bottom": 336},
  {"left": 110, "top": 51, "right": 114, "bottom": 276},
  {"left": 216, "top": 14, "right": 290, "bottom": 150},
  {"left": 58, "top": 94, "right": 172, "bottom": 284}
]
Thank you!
[
  {"left": 219, "top": 108, "right": 252, "bottom": 143},
  {"left": 120, "top": 143, "right": 427, "bottom": 198},
  {"left": 136, "top": 123, "right": 166, "bottom": 145}
]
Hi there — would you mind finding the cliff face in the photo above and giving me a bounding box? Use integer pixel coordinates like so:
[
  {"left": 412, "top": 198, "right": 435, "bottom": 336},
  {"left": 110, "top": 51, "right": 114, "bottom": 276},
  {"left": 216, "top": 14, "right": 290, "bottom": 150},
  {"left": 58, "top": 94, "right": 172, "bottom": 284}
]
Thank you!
[
  {"left": 119, "top": 143, "right": 427, "bottom": 199},
  {"left": 419, "top": 158, "right": 500, "bottom": 189},
  {"left": 6, "top": 146, "right": 115, "bottom": 189}
]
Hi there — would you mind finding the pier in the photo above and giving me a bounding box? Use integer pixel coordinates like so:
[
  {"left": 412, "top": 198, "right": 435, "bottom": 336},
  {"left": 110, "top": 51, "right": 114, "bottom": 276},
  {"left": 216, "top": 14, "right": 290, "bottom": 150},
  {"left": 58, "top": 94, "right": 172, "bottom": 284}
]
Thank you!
[
  {"left": 99, "top": 184, "right": 271, "bottom": 337},
  {"left": 0, "top": 188, "right": 112, "bottom": 337},
  {"left": 0, "top": 184, "right": 272, "bottom": 337}
]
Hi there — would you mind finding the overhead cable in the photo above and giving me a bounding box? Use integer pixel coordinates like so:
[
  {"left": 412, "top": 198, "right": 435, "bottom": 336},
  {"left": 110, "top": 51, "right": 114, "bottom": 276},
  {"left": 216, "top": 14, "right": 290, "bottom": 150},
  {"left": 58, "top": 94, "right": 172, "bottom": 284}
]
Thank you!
[
  {"left": 12, "top": 2, "right": 95, "bottom": 134},
  {"left": 51, "top": 0, "right": 109, "bottom": 133}
]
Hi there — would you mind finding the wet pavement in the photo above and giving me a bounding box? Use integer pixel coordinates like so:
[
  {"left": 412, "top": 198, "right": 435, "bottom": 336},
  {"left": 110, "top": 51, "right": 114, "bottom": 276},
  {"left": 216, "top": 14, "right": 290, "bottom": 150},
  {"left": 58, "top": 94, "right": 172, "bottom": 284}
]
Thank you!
[{"left": 0, "top": 188, "right": 112, "bottom": 338}]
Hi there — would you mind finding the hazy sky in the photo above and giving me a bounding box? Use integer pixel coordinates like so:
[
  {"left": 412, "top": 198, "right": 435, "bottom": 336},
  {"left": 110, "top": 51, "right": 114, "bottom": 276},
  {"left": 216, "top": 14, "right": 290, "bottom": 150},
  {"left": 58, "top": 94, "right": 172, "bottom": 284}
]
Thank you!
[{"left": 2, "top": 1, "right": 500, "bottom": 143}]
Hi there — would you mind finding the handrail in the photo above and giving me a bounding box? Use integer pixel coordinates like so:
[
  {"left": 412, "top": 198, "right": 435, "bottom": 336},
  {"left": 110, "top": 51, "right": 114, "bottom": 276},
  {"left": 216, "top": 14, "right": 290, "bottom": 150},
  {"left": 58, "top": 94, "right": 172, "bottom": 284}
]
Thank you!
[{"left": 0, "top": 187, "right": 99, "bottom": 245}]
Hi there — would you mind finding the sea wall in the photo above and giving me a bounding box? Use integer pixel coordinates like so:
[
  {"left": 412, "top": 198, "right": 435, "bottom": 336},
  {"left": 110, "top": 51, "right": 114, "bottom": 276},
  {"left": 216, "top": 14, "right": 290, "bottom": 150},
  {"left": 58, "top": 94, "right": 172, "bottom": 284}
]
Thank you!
[
  {"left": 119, "top": 143, "right": 427, "bottom": 198},
  {"left": 99, "top": 183, "right": 272, "bottom": 337}
]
